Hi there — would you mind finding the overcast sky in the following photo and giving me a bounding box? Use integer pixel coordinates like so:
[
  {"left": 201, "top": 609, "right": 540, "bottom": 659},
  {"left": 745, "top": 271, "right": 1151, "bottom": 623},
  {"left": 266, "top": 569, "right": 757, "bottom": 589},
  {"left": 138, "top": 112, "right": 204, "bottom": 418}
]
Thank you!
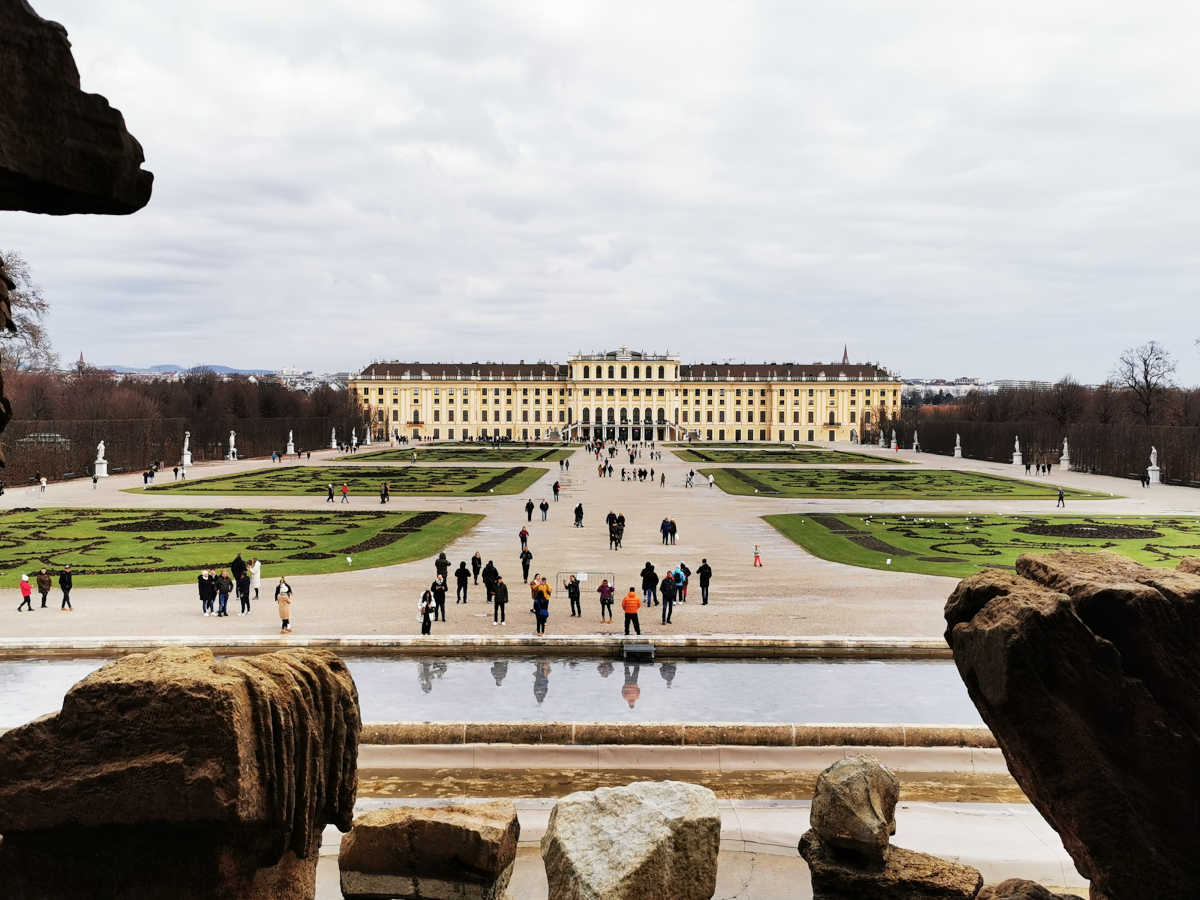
[{"left": 4, "top": 0, "right": 1199, "bottom": 384}]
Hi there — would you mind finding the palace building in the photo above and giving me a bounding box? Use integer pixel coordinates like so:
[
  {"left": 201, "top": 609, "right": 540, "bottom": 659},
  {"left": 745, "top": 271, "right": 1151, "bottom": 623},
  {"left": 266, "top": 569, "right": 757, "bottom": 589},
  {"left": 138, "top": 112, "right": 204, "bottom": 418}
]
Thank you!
[{"left": 349, "top": 348, "right": 901, "bottom": 444}]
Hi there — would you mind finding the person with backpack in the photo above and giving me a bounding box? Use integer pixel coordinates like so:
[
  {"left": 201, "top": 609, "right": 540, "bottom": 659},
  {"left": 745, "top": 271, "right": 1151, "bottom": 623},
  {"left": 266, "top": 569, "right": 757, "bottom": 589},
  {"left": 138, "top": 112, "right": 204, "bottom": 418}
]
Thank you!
[
  {"left": 640, "top": 561, "right": 659, "bottom": 606},
  {"left": 659, "top": 571, "right": 677, "bottom": 624},
  {"left": 430, "top": 575, "right": 448, "bottom": 622},
  {"left": 531, "top": 577, "right": 551, "bottom": 634}
]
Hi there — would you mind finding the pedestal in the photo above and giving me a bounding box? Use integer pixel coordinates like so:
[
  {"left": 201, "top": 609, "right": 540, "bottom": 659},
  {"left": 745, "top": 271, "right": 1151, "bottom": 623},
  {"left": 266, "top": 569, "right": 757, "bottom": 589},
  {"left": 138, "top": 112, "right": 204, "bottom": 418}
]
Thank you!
[
  {"left": 912, "top": 443, "right": 920, "bottom": 453},
  {"left": 286, "top": 441, "right": 295, "bottom": 455},
  {"left": 1148, "top": 466, "right": 1161, "bottom": 484},
  {"left": 1060, "top": 454, "right": 1070, "bottom": 471},
  {"left": 330, "top": 438, "right": 338, "bottom": 450},
  {"left": 181, "top": 451, "right": 192, "bottom": 467},
  {"left": 1013, "top": 452, "right": 1023, "bottom": 466},
  {"left": 953, "top": 447, "right": 962, "bottom": 458},
  {"left": 94, "top": 460, "right": 108, "bottom": 478},
  {"left": 890, "top": 440, "right": 898, "bottom": 450}
]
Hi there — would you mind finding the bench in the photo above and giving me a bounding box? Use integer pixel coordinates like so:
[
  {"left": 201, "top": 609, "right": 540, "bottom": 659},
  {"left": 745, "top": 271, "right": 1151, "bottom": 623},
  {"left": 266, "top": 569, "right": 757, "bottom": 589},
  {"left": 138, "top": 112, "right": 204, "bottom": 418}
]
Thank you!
[{"left": 622, "top": 641, "right": 655, "bottom": 662}]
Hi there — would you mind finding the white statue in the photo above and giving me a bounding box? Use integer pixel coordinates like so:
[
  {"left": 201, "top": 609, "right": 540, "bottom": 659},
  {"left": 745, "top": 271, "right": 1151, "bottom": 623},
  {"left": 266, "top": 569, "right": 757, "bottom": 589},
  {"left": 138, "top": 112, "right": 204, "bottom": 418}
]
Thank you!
[
  {"left": 351, "top": 427, "right": 358, "bottom": 447},
  {"left": 96, "top": 441, "right": 106, "bottom": 462},
  {"left": 94, "top": 440, "right": 109, "bottom": 478},
  {"left": 1150, "top": 446, "right": 1158, "bottom": 468},
  {"left": 181, "top": 431, "right": 192, "bottom": 467},
  {"left": 1014, "top": 435, "right": 1021, "bottom": 453},
  {"left": 955, "top": 433, "right": 961, "bottom": 449},
  {"left": 890, "top": 428, "right": 896, "bottom": 443},
  {"left": 1062, "top": 437, "right": 1069, "bottom": 457},
  {"left": 183, "top": 431, "right": 190, "bottom": 453},
  {"left": 912, "top": 429, "right": 920, "bottom": 449},
  {"left": 227, "top": 430, "right": 237, "bottom": 460},
  {"left": 288, "top": 429, "right": 293, "bottom": 444}
]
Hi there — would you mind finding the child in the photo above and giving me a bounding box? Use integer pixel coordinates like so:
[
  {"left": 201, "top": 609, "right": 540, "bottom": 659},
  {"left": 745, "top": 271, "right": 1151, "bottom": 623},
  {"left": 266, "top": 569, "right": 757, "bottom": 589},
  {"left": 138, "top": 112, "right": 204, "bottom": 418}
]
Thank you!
[{"left": 753, "top": 544, "right": 763, "bottom": 567}]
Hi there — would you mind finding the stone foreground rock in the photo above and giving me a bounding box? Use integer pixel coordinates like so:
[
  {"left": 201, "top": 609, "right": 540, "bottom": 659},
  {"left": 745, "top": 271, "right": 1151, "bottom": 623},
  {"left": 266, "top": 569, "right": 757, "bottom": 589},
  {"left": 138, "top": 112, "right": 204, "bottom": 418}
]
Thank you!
[
  {"left": 977, "top": 879, "right": 1083, "bottom": 900},
  {"left": 340, "top": 800, "right": 519, "bottom": 900},
  {"left": 799, "top": 830, "right": 982, "bottom": 899},
  {"left": 541, "top": 780, "right": 720, "bottom": 900},
  {"left": 0, "top": 0, "right": 153, "bottom": 214},
  {"left": 0, "top": 647, "right": 360, "bottom": 899},
  {"left": 809, "top": 755, "right": 899, "bottom": 862},
  {"left": 945, "top": 551, "right": 1200, "bottom": 900}
]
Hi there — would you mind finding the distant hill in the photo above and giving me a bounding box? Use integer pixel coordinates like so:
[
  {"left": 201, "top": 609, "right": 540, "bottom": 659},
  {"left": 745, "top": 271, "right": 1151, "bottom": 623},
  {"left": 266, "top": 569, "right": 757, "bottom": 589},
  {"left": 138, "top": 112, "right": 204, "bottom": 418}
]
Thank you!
[{"left": 98, "top": 364, "right": 277, "bottom": 376}]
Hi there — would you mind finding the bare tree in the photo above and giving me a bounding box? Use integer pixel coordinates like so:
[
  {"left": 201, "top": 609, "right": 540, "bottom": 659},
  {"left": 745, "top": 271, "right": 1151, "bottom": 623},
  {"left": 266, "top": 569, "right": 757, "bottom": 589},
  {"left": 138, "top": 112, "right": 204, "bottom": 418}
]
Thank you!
[
  {"left": 1045, "top": 376, "right": 1086, "bottom": 428},
  {"left": 1113, "top": 341, "right": 1176, "bottom": 425},
  {"left": 0, "top": 251, "right": 58, "bottom": 372}
]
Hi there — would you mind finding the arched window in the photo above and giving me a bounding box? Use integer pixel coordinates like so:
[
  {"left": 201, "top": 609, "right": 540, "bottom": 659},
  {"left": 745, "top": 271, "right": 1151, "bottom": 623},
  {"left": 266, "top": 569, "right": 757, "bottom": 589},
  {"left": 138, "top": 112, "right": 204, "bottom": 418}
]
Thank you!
[
  {"left": 644, "top": 407, "right": 653, "bottom": 425},
  {"left": 620, "top": 408, "right": 629, "bottom": 423},
  {"left": 657, "top": 408, "right": 666, "bottom": 424},
  {"left": 582, "top": 408, "right": 590, "bottom": 424},
  {"left": 828, "top": 411, "right": 836, "bottom": 424},
  {"left": 658, "top": 365, "right": 665, "bottom": 379},
  {"left": 608, "top": 365, "right": 615, "bottom": 379},
  {"left": 646, "top": 367, "right": 653, "bottom": 379},
  {"left": 621, "top": 365, "right": 627, "bottom": 379},
  {"left": 595, "top": 367, "right": 602, "bottom": 379},
  {"left": 863, "top": 411, "right": 871, "bottom": 424},
  {"left": 583, "top": 365, "right": 590, "bottom": 379},
  {"left": 633, "top": 366, "right": 640, "bottom": 379},
  {"left": 632, "top": 408, "right": 640, "bottom": 423},
  {"left": 606, "top": 408, "right": 615, "bottom": 423}
]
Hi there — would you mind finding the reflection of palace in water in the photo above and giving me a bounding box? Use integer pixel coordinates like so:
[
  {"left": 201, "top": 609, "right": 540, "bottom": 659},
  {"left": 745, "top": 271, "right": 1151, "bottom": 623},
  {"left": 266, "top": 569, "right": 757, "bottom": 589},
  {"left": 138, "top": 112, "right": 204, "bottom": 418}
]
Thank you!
[{"left": 353, "top": 348, "right": 900, "bottom": 444}]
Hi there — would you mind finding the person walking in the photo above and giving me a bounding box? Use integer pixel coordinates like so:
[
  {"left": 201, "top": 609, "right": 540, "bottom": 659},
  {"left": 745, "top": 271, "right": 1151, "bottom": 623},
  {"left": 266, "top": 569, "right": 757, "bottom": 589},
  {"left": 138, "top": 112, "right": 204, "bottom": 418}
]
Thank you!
[
  {"left": 520, "top": 546, "right": 533, "bottom": 582},
  {"left": 419, "top": 589, "right": 435, "bottom": 636},
  {"left": 59, "top": 565, "right": 73, "bottom": 611},
  {"left": 237, "top": 569, "right": 251, "bottom": 615},
  {"left": 669, "top": 519, "right": 678, "bottom": 545},
  {"left": 1057, "top": 488, "right": 1066, "bottom": 508},
  {"left": 231, "top": 553, "right": 247, "bottom": 584},
  {"left": 640, "top": 561, "right": 658, "bottom": 606},
  {"left": 518, "top": 526, "right": 529, "bottom": 550},
  {"left": 574, "top": 502, "right": 584, "bottom": 527},
  {"left": 698, "top": 558, "right": 713, "bottom": 605},
  {"left": 455, "top": 561, "right": 471, "bottom": 603},
  {"left": 621, "top": 586, "right": 642, "bottom": 635},
  {"left": 525, "top": 498, "right": 535, "bottom": 522},
  {"left": 250, "top": 557, "right": 262, "bottom": 603},
  {"left": 275, "top": 577, "right": 293, "bottom": 633},
  {"left": 753, "top": 544, "right": 763, "bottom": 567},
  {"left": 708, "top": 473, "right": 715, "bottom": 489},
  {"left": 471, "top": 551, "right": 482, "bottom": 584},
  {"left": 531, "top": 577, "right": 550, "bottom": 634},
  {"left": 483, "top": 560, "right": 499, "bottom": 604},
  {"left": 492, "top": 576, "right": 508, "bottom": 625},
  {"left": 597, "top": 579, "right": 615, "bottom": 624},
  {"left": 17, "top": 575, "right": 33, "bottom": 611},
  {"left": 552, "top": 481, "right": 560, "bottom": 502},
  {"left": 539, "top": 499, "right": 549, "bottom": 521},
  {"left": 434, "top": 552, "right": 451, "bottom": 581},
  {"left": 430, "top": 575, "right": 448, "bottom": 622},
  {"left": 659, "top": 571, "right": 676, "bottom": 624},
  {"left": 659, "top": 518, "right": 671, "bottom": 545},
  {"left": 198, "top": 570, "right": 212, "bottom": 616},
  {"left": 215, "top": 569, "right": 233, "bottom": 617},
  {"left": 678, "top": 561, "right": 691, "bottom": 601},
  {"left": 565, "top": 575, "right": 581, "bottom": 617},
  {"left": 326, "top": 483, "right": 335, "bottom": 503},
  {"left": 340, "top": 483, "right": 350, "bottom": 503},
  {"left": 36, "top": 568, "right": 51, "bottom": 608}
]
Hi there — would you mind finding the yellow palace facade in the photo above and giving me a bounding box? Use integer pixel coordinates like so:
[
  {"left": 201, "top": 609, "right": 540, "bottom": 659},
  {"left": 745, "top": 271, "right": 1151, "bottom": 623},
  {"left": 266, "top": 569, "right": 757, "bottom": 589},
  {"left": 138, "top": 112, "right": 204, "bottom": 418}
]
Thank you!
[{"left": 350, "top": 349, "right": 901, "bottom": 444}]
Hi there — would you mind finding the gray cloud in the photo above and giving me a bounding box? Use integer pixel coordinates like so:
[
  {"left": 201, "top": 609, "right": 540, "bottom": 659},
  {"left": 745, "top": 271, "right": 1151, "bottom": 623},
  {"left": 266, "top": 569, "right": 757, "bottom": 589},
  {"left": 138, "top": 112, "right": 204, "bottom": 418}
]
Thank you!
[{"left": 1, "top": 0, "right": 1198, "bottom": 383}]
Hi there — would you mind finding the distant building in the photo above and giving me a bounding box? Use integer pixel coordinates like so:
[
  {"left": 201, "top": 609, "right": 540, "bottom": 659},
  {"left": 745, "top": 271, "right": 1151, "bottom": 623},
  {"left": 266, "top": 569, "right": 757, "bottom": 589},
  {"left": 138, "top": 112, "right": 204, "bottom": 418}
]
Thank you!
[{"left": 349, "top": 347, "right": 902, "bottom": 443}]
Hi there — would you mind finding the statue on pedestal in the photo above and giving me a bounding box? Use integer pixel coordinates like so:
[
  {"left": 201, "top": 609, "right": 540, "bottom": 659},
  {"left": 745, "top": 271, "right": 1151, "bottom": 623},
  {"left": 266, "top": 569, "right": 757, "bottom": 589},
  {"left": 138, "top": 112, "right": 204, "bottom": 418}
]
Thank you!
[
  {"left": 181, "top": 431, "right": 192, "bottom": 467},
  {"left": 96, "top": 441, "right": 105, "bottom": 462},
  {"left": 227, "top": 430, "right": 237, "bottom": 460},
  {"left": 953, "top": 433, "right": 962, "bottom": 459},
  {"left": 94, "top": 440, "right": 109, "bottom": 478},
  {"left": 1150, "top": 446, "right": 1158, "bottom": 468}
]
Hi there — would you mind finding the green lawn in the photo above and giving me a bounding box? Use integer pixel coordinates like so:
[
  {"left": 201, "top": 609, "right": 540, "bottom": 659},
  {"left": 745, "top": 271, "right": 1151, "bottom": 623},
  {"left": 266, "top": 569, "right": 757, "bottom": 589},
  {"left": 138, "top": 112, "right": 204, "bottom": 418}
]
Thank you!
[
  {"left": 674, "top": 448, "right": 901, "bottom": 465},
  {"left": 345, "top": 446, "right": 573, "bottom": 463},
  {"left": 138, "top": 465, "right": 547, "bottom": 497},
  {"left": 0, "top": 507, "right": 481, "bottom": 587},
  {"left": 765, "top": 513, "right": 1200, "bottom": 577},
  {"left": 702, "top": 467, "right": 1111, "bottom": 499}
]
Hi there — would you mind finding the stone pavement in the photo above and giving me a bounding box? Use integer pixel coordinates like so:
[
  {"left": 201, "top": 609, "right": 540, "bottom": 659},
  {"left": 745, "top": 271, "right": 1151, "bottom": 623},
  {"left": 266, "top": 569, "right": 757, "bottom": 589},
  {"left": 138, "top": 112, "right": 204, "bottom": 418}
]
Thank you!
[{"left": 1, "top": 443, "right": 1195, "bottom": 641}]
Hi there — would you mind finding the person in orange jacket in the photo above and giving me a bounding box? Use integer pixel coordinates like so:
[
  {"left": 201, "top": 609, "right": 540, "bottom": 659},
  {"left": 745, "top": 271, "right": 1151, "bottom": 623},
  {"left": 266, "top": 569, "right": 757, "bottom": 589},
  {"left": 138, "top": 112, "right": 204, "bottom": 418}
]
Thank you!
[{"left": 621, "top": 586, "right": 642, "bottom": 636}]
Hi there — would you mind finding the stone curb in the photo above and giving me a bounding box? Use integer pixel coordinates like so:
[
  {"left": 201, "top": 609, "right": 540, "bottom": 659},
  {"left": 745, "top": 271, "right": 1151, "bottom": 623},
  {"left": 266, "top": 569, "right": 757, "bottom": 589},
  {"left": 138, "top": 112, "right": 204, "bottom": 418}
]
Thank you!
[
  {"left": 0, "top": 634, "right": 952, "bottom": 660},
  {"left": 359, "top": 722, "right": 995, "bottom": 748}
]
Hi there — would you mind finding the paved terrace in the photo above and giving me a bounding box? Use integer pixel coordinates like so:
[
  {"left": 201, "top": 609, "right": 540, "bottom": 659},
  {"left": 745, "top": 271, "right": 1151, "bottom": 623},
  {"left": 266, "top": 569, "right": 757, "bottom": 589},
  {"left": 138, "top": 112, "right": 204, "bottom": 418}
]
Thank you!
[{"left": 0, "top": 443, "right": 1195, "bottom": 642}]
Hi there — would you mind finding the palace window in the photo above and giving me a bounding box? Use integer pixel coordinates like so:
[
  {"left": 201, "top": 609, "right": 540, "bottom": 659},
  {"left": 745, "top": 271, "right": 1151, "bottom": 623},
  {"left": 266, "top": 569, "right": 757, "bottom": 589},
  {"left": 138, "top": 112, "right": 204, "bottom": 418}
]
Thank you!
[
  {"left": 608, "top": 366, "right": 615, "bottom": 378},
  {"left": 583, "top": 365, "right": 590, "bottom": 378}
]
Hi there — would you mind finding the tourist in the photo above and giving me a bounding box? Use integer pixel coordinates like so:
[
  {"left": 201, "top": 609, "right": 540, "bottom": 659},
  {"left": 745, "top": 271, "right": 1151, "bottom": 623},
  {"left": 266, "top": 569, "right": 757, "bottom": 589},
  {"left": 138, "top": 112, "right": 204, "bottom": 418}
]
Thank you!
[
  {"left": 93, "top": 473, "right": 98, "bottom": 489},
  {"left": 531, "top": 577, "right": 550, "bottom": 634},
  {"left": 669, "top": 519, "right": 678, "bottom": 545},
  {"left": 430, "top": 575, "right": 448, "bottom": 622},
  {"left": 518, "top": 526, "right": 529, "bottom": 550},
  {"left": 660, "top": 571, "right": 678, "bottom": 624},
  {"left": 215, "top": 569, "right": 233, "bottom": 617},
  {"left": 198, "top": 570, "right": 213, "bottom": 616},
  {"left": 708, "top": 473, "right": 715, "bottom": 489},
  {"left": 455, "top": 560, "right": 471, "bottom": 603},
  {"left": 525, "top": 498, "right": 535, "bottom": 522},
  {"left": 275, "top": 577, "right": 293, "bottom": 633},
  {"left": 39, "top": 475, "right": 46, "bottom": 493},
  {"left": 753, "top": 544, "right": 763, "bottom": 567},
  {"left": 482, "top": 559, "right": 499, "bottom": 604},
  {"left": 36, "top": 568, "right": 51, "bottom": 608},
  {"left": 539, "top": 498, "right": 549, "bottom": 521},
  {"left": 1057, "top": 488, "right": 1066, "bottom": 508},
  {"left": 640, "top": 561, "right": 658, "bottom": 606},
  {"left": 435, "top": 552, "right": 451, "bottom": 581},
  {"left": 553, "top": 480, "right": 560, "bottom": 501},
  {"left": 697, "top": 558, "right": 713, "bottom": 605},
  {"left": 419, "top": 589, "right": 434, "bottom": 635},
  {"left": 564, "top": 574, "right": 581, "bottom": 617},
  {"left": 231, "top": 553, "right": 247, "bottom": 583},
  {"left": 574, "top": 502, "right": 584, "bottom": 527},
  {"left": 237, "top": 568, "right": 251, "bottom": 615},
  {"left": 520, "top": 546, "right": 533, "bottom": 582},
  {"left": 383, "top": 482, "right": 391, "bottom": 502},
  {"left": 621, "top": 586, "right": 642, "bottom": 635},
  {"left": 492, "top": 576, "right": 508, "bottom": 625},
  {"left": 250, "top": 557, "right": 262, "bottom": 602},
  {"left": 597, "top": 578, "right": 615, "bottom": 624},
  {"left": 326, "top": 483, "right": 335, "bottom": 503},
  {"left": 471, "top": 551, "right": 482, "bottom": 584},
  {"left": 660, "top": 518, "right": 671, "bottom": 545},
  {"left": 340, "top": 483, "right": 350, "bottom": 503},
  {"left": 379, "top": 482, "right": 387, "bottom": 504},
  {"left": 17, "top": 575, "right": 33, "bottom": 612},
  {"left": 59, "top": 565, "right": 73, "bottom": 611}
]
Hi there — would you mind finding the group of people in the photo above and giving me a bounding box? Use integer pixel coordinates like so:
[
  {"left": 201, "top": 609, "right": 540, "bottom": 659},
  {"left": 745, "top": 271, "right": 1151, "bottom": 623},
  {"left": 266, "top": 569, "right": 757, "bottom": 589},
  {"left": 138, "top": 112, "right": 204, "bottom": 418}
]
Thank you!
[
  {"left": 16, "top": 566, "right": 74, "bottom": 612},
  {"left": 326, "top": 483, "right": 351, "bottom": 503},
  {"left": 523, "top": 497, "right": 551, "bottom": 521},
  {"left": 605, "top": 510, "right": 628, "bottom": 549},
  {"left": 196, "top": 554, "right": 261, "bottom": 617}
]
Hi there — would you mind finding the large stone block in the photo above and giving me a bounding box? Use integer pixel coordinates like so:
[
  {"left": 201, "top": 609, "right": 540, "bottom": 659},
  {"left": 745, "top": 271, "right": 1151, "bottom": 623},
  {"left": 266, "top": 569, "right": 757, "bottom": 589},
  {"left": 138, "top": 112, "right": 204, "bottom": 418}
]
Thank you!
[
  {"left": 809, "top": 755, "right": 899, "bottom": 863},
  {"left": 339, "top": 801, "right": 519, "bottom": 899},
  {"left": 541, "top": 780, "right": 720, "bottom": 900},
  {"left": 944, "top": 551, "right": 1200, "bottom": 900},
  {"left": 977, "top": 879, "right": 1083, "bottom": 900},
  {"left": 0, "top": 647, "right": 360, "bottom": 899},
  {"left": 799, "top": 830, "right": 982, "bottom": 899},
  {"left": 0, "top": 0, "right": 153, "bottom": 214}
]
